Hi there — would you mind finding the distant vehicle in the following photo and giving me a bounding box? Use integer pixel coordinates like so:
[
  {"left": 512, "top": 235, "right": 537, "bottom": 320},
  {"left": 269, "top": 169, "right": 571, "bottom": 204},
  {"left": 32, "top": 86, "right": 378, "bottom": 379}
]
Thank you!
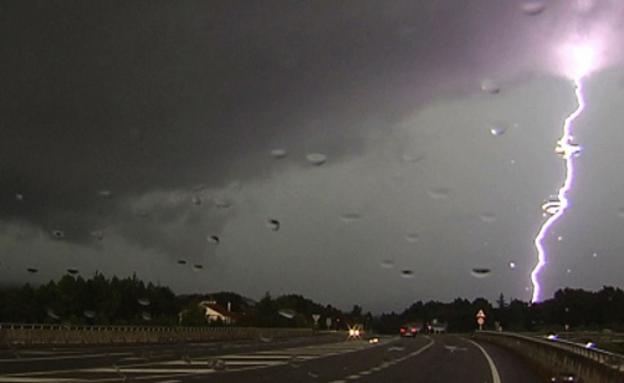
[
  {"left": 368, "top": 336, "right": 380, "bottom": 344},
  {"left": 399, "top": 323, "right": 421, "bottom": 337},
  {"left": 550, "top": 372, "right": 582, "bottom": 382},
  {"left": 348, "top": 325, "right": 364, "bottom": 339}
]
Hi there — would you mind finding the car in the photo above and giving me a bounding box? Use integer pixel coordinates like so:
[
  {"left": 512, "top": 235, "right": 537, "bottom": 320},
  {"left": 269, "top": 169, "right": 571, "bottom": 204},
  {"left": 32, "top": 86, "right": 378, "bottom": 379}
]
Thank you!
[{"left": 399, "top": 323, "right": 421, "bottom": 337}]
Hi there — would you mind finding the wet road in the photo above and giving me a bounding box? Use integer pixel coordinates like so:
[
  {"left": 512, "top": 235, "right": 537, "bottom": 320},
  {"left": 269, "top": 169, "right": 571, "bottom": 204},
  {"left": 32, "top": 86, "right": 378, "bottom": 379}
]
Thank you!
[{"left": 0, "top": 334, "right": 542, "bottom": 382}]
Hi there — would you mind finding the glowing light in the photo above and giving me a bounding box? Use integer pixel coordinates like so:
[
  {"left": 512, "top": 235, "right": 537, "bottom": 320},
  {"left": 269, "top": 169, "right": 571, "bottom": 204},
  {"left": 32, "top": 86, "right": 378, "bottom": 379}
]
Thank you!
[{"left": 531, "top": 76, "right": 586, "bottom": 303}]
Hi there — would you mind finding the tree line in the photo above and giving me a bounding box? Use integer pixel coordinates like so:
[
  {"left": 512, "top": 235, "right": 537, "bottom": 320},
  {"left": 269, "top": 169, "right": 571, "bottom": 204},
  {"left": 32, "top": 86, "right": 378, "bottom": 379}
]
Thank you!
[{"left": 1, "top": 274, "right": 623, "bottom": 332}]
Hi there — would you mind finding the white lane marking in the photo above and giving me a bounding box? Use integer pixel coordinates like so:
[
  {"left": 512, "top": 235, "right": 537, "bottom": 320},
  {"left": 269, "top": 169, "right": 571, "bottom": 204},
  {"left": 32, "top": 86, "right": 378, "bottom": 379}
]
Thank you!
[
  {"left": 83, "top": 367, "right": 217, "bottom": 374},
  {"left": 360, "top": 370, "right": 372, "bottom": 375},
  {"left": 346, "top": 374, "right": 360, "bottom": 380},
  {"left": 155, "top": 380, "right": 182, "bottom": 383},
  {"left": 0, "top": 378, "right": 81, "bottom": 382},
  {"left": 328, "top": 381, "right": 346, "bottom": 383},
  {"left": 466, "top": 339, "right": 502, "bottom": 383},
  {"left": 0, "top": 351, "right": 132, "bottom": 363}
]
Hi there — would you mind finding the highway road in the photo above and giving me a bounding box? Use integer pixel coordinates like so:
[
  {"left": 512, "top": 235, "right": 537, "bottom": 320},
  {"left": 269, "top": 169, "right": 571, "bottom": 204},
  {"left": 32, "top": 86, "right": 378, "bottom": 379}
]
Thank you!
[{"left": 0, "top": 334, "right": 543, "bottom": 382}]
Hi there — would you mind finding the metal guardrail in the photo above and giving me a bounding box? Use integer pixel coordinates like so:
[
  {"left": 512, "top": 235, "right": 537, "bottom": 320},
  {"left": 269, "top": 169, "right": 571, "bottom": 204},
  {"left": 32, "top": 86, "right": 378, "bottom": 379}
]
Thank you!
[
  {"left": 479, "top": 331, "right": 624, "bottom": 372},
  {"left": 0, "top": 323, "right": 310, "bottom": 333}
]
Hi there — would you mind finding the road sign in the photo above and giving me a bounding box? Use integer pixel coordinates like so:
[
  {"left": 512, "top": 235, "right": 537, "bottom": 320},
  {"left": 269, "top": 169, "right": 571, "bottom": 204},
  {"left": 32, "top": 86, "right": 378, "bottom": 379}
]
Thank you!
[
  {"left": 476, "top": 309, "right": 486, "bottom": 330},
  {"left": 312, "top": 314, "right": 320, "bottom": 324},
  {"left": 325, "top": 317, "right": 332, "bottom": 329}
]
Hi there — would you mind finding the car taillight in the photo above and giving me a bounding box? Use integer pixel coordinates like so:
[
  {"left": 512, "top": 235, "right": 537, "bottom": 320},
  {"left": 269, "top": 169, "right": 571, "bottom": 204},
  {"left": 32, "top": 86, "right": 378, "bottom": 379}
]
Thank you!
[
  {"left": 400, "top": 328, "right": 406, "bottom": 333},
  {"left": 411, "top": 327, "right": 417, "bottom": 333}
]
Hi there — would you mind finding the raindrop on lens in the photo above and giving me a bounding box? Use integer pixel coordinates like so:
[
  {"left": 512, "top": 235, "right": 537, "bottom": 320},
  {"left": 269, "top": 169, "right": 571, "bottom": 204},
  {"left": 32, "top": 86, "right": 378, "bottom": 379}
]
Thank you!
[
  {"left": 405, "top": 233, "right": 419, "bottom": 243},
  {"left": 47, "top": 309, "right": 60, "bottom": 320},
  {"left": 471, "top": 268, "right": 491, "bottom": 278},
  {"left": 213, "top": 197, "right": 232, "bottom": 209},
  {"left": 591, "top": 252, "right": 598, "bottom": 259},
  {"left": 208, "top": 235, "right": 220, "bottom": 244},
  {"left": 137, "top": 298, "right": 151, "bottom": 306},
  {"left": 141, "top": 312, "right": 152, "bottom": 321},
  {"left": 427, "top": 187, "right": 450, "bottom": 200},
  {"left": 381, "top": 259, "right": 395, "bottom": 269},
  {"left": 509, "top": 262, "right": 516, "bottom": 269},
  {"left": 488, "top": 123, "right": 507, "bottom": 137},
  {"left": 278, "top": 309, "right": 297, "bottom": 319},
  {"left": 480, "top": 213, "right": 496, "bottom": 223},
  {"left": 15, "top": 193, "right": 24, "bottom": 201},
  {"left": 191, "top": 195, "right": 202, "bottom": 206},
  {"left": 52, "top": 230, "right": 65, "bottom": 239},
  {"left": 557, "top": 235, "right": 563, "bottom": 242},
  {"left": 267, "top": 218, "right": 280, "bottom": 231},
  {"left": 83, "top": 310, "right": 96, "bottom": 319},
  {"left": 306, "top": 153, "right": 327, "bottom": 166},
  {"left": 27, "top": 268, "right": 38, "bottom": 273},
  {"left": 193, "top": 264, "right": 203, "bottom": 271},
  {"left": 270, "top": 149, "right": 288, "bottom": 159},
  {"left": 340, "top": 213, "right": 361, "bottom": 223},
  {"left": 480, "top": 79, "right": 500, "bottom": 94},
  {"left": 98, "top": 190, "right": 112, "bottom": 198},
  {"left": 401, "top": 270, "right": 414, "bottom": 278},
  {"left": 520, "top": 1, "right": 545, "bottom": 15},
  {"left": 177, "top": 259, "right": 187, "bottom": 265},
  {"left": 90, "top": 230, "right": 104, "bottom": 241},
  {"left": 66, "top": 268, "right": 79, "bottom": 275}
]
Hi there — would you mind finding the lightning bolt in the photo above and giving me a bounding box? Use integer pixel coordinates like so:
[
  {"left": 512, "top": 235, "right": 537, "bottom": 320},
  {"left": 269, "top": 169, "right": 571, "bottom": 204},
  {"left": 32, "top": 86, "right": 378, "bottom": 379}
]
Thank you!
[{"left": 530, "top": 77, "right": 585, "bottom": 302}]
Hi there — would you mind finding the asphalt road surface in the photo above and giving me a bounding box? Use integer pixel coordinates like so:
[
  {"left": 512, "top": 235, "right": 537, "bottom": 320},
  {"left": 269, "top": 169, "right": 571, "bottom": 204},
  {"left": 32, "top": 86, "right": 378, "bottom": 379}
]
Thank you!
[{"left": 0, "top": 334, "right": 543, "bottom": 382}]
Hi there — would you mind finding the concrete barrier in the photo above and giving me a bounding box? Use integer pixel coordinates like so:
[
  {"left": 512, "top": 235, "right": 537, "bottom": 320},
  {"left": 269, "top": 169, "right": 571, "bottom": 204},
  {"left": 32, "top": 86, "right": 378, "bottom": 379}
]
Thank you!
[
  {"left": 0, "top": 323, "right": 316, "bottom": 346},
  {"left": 474, "top": 331, "right": 624, "bottom": 383}
]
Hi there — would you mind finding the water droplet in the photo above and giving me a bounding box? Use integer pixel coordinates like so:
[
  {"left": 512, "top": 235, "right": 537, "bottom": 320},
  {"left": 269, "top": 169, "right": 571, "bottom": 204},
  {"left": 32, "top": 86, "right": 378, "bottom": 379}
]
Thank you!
[
  {"left": 51, "top": 230, "right": 65, "bottom": 239},
  {"left": 15, "top": 193, "right": 24, "bottom": 201},
  {"left": 480, "top": 213, "right": 496, "bottom": 223},
  {"left": 27, "top": 268, "right": 38, "bottom": 273},
  {"left": 400, "top": 270, "right": 414, "bottom": 278},
  {"left": 509, "top": 262, "right": 516, "bottom": 269},
  {"left": 566, "top": 268, "right": 572, "bottom": 274},
  {"left": 47, "top": 309, "right": 60, "bottom": 320},
  {"left": 557, "top": 235, "right": 563, "bottom": 242},
  {"left": 141, "top": 312, "right": 152, "bottom": 321},
  {"left": 193, "top": 264, "right": 204, "bottom": 271},
  {"left": 471, "top": 268, "right": 492, "bottom": 278},
  {"left": 177, "top": 259, "right": 187, "bottom": 265},
  {"left": 90, "top": 230, "right": 104, "bottom": 241},
  {"left": 98, "top": 190, "right": 112, "bottom": 198},
  {"left": 267, "top": 218, "right": 280, "bottom": 231},
  {"left": 270, "top": 149, "right": 288, "bottom": 159},
  {"left": 278, "top": 309, "right": 297, "bottom": 319},
  {"left": 137, "top": 298, "right": 151, "bottom": 307},
  {"left": 591, "top": 252, "right": 598, "bottom": 259},
  {"left": 480, "top": 79, "right": 500, "bottom": 94},
  {"left": 213, "top": 197, "right": 232, "bottom": 209},
  {"left": 380, "top": 259, "right": 395, "bottom": 269},
  {"left": 405, "top": 233, "right": 419, "bottom": 243},
  {"left": 340, "top": 213, "right": 361, "bottom": 223},
  {"left": 542, "top": 200, "right": 561, "bottom": 215},
  {"left": 401, "top": 154, "right": 424, "bottom": 163},
  {"left": 83, "top": 310, "right": 96, "bottom": 319},
  {"left": 520, "top": 1, "right": 545, "bottom": 15},
  {"left": 191, "top": 195, "right": 202, "bottom": 206},
  {"left": 66, "top": 268, "right": 79, "bottom": 275},
  {"left": 427, "top": 187, "right": 450, "bottom": 200},
  {"left": 306, "top": 153, "right": 327, "bottom": 166},
  {"left": 208, "top": 235, "right": 220, "bottom": 245},
  {"left": 488, "top": 122, "right": 507, "bottom": 136},
  {"left": 259, "top": 335, "right": 273, "bottom": 343}
]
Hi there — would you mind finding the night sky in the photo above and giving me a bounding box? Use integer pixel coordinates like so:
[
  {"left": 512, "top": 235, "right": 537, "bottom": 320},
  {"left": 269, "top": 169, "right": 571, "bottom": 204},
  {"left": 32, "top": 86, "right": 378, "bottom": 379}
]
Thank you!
[{"left": 1, "top": 0, "right": 624, "bottom": 312}]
